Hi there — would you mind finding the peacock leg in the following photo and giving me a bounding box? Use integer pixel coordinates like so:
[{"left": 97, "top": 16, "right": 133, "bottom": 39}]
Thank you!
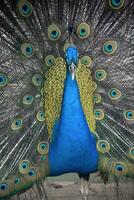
[{"left": 79, "top": 174, "right": 90, "bottom": 200}]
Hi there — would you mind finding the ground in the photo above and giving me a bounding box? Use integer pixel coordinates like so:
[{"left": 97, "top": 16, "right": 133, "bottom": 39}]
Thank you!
[{"left": 11, "top": 173, "right": 134, "bottom": 200}]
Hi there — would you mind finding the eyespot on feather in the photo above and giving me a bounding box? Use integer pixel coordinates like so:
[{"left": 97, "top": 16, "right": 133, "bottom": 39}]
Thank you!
[
  {"left": 81, "top": 56, "right": 92, "bottom": 67},
  {"left": 124, "top": 110, "right": 134, "bottom": 123},
  {"left": 11, "top": 118, "right": 23, "bottom": 131},
  {"left": 19, "top": 160, "right": 31, "bottom": 174},
  {"left": 94, "top": 109, "right": 105, "bottom": 120},
  {"left": 109, "top": 0, "right": 125, "bottom": 10},
  {"left": 36, "top": 111, "right": 45, "bottom": 122},
  {"left": 37, "top": 141, "right": 49, "bottom": 155},
  {"left": 48, "top": 24, "right": 61, "bottom": 41},
  {"left": 32, "top": 74, "right": 43, "bottom": 87},
  {"left": 97, "top": 140, "right": 110, "bottom": 153},
  {"left": 108, "top": 88, "right": 122, "bottom": 100},
  {"left": 95, "top": 69, "right": 107, "bottom": 81},
  {"left": 0, "top": 73, "right": 8, "bottom": 88},
  {"left": 0, "top": 181, "right": 10, "bottom": 198},
  {"left": 103, "top": 40, "right": 117, "bottom": 55},
  {"left": 111, "top": 162, "right": 128, "bottom": 176},
  {"left": 77, "top": 23, "right": 91, "bottom": 39},
  {"left": 45, "top": 55, "right": 56, "bottom": 67},
  {"left": 21, "top": 43, "right": 34, "bottom": 58},
  {"left": 23, "top": 94, "right": 34, "bottom": 105},
  {"left": 18, "top": 0, "right": 33, "bottom": 17}
]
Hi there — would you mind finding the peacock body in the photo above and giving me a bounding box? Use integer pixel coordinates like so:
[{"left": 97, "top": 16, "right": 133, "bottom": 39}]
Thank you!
[{"left": 0, "top": 0, "right": 134, "bottom": 199}]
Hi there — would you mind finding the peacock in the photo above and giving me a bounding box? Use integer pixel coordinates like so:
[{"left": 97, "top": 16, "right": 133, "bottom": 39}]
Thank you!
[{"left": 0, "top": 0, "right": 134, "bottom": 199}]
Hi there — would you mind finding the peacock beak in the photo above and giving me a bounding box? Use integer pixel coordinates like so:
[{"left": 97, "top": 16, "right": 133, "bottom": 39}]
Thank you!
[{"left": 69, "top": 62, "right": 76, "bottom": 80}]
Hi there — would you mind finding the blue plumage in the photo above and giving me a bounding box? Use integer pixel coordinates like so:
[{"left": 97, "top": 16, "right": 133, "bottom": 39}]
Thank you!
[
  {"left": 48, "top": 70, "right": 98, "bottom": 176},
  {"left": 65, "top": 46, "right": 79, "bottom": 66}
]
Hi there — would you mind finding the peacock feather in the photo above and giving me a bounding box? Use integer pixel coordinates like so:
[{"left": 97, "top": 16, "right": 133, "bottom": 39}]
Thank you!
[{"left": 0, "top": 0, "right": 134, "bottom": 199}]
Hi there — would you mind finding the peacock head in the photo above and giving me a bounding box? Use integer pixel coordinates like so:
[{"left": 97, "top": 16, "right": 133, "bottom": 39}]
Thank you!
[{"left": 65, "top": 45, "right": 79, "bottom": 80}]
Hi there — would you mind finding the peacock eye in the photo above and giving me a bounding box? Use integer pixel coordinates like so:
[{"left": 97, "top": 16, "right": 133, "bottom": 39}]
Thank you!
[
  {"left": 18, "top": 1, "right": 32, "bottom": 17},
  {"left": 23, "top": 94, "right": 34, "bottom": 105},
  {"left": 28, "top": 169, "right": 36, "bottom": 177},
  {"left": 11, "top": 118, "right": 23, "bottom": 131},
  {"left": 19, "top": 160, "right": 30, "bottom": 174},
  {"left": 45, "top": 55, "right": 56, "bottom": 67},
  {"left": 95, "top": 69, "right": 107, "bottom": 81},
  {"left": 0, "top": 183, "right": 8, "bottom": 191},
  {"left": 36, "top": 110, "right": 45, "bottom": 122},
  {"left": 115, "top": 164, "right": 124, "bottom": 171},
  {"left": 108, "top": 88, "right": 121, "bottom": 100},
  {"left": 81, "top": 56, "right": 92, "bottom": 66},
  {"left": 94, "top": 109, "right": 105, "bottom": 120},
  {"left": 97, "top": 140, "right": 110, "bottom": 153},
  {"left": 77, "top": 23, "right": 91, "bottom": 39},
  {"left": 93, "top": 93, "right": 102, "bottom": 104},
  {"left": 128, "top": 147, "right": 134, "bottom": 160},
  {"left": 37, "top": 141, "right": 49, "bottom": 155},
  {"left": 109, "top": 0, "right": 125, "bottom": 9},
  {"left": 21, "top": 43, "right": 34, "bottom": 58},
  {"left": 32, "top": 74, "right": 43, "bottom": 86},
  {"left": 112, "top": 162, "right": 127, "bottom": 176},
  {"left": 14, "top": 178, "right": 20, "bottom": 184},
  {"left": 103, "top": 40, "right": 117, "bottom": 55},
  {"left": 48, "top": 24, "right": 61, "bottom": 41},
  {"left": 0, "top": 73, "right": 8, "bottom": 88},
  {"left": 124, "top": 110, "right": 134, "bottom": 122}
]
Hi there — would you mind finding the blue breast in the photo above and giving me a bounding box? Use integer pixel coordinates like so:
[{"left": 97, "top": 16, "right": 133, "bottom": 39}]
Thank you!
[{"left": 48, "top": 72, "right": 98, "bottom": 176}]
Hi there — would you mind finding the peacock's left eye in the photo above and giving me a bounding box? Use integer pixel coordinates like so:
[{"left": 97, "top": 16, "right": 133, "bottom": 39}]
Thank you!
[
  {"left": 97, "top": 140, "right": 110, "bottom": 153},
  {"left": 21, "top": 43, "right": 34, "bottom": 58},
  {"left": 77, "top": 23, "right": 91, "bottom": 39},
  {"left": 11, "top": 118, "right": 23, "bottom": 131},
  {"left": 19, "top": 160, "right": 30, "bottom": 174},
  {"left": 95, "top": 69, "right": 107, "bottom": 81},
  {"left": 103, "top": 40, "right": 117, "bottom": 55},
  {"left": 36, "top": 111, "right": 45, "bottom": 122},
  {"left": 124, "top": 110, "right": 134, "bottom": 122},
  {"left": 32, "top": 74, "right": 43, "bottom": 86},
  {"left": 37, "top": 141, "right": 49, "bottom": 155},
  {"left": 23, "top": 94, "right": 34, "bottom": 105},
  {"left": 108, "top": 88, "right": 122, "bottom": 100},
  {"left": 48, "top": 24, "right": 61, "bottom": 41},
  {"left": 0, "top": 73, "right": 8, "bottom": 88},
  {"left": 45, "top": 55, "right": 56, "bottom": 67},
  {"left": 109, "top": 0, "right": 125, "bottom": 9},
  {"left": 94, "top": 109, "right": 105, "bottom": 120},
  {"left": 128, "top": 147, "right": 134, "bottom": 160},
  {"left": 81, "top": 56, "right": 92, "bottom": 66},
  {"left": 18, "top": 1, "right": 32, "bottom": 17}
]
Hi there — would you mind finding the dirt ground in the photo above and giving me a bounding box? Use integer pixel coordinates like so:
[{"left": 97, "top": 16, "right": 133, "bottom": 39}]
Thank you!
[
  {"left": 10, "top": 173, "right": 134, "bottom": 200},
  {"left": 11, "top": 181, "right": 134, "bottom": 200},
  {"left": 46, "top": 182, "right": 134, "bottom": 200}
]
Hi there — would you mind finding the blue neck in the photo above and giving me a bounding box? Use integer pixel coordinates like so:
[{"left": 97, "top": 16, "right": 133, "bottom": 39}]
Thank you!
[{"left": 48, "top": 72, "right": 98, "bottom": 176}]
